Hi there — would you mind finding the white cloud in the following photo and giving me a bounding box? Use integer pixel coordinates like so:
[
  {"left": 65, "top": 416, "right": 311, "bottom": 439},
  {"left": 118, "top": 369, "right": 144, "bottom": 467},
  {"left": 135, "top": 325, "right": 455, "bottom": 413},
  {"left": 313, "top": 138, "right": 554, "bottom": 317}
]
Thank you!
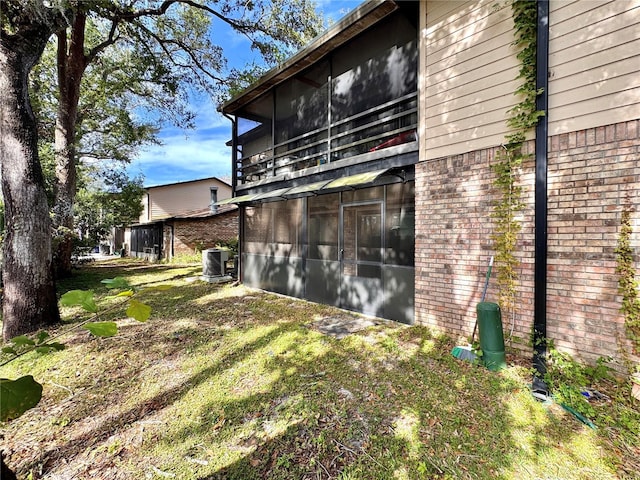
[
  {"left": 189, "top": 97, "right": 230, "bottom": 129},
  {"left": 132, "top": 120, "right": 232, "bottom": 187},
  {"left": 128, "top": 96, "right": 237, "bottom": 186},
  {"left": 316, "top": 0, "right": 358, "bottom": 23}
]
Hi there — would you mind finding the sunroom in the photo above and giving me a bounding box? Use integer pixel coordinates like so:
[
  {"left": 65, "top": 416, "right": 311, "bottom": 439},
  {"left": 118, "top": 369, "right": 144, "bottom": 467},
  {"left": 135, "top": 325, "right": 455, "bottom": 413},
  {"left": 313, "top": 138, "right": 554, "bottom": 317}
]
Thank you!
[{"left": 221, "top": 0, "right": 418, "bottom": 323}]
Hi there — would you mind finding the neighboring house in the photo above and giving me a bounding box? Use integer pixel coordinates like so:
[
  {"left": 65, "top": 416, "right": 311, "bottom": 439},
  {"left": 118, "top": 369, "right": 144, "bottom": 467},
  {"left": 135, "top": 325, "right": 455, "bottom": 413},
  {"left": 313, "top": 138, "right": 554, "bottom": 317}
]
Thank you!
[
  {"left": 129, "top": 177, "right": 237, "bottom": 260},
  {"left": 219, "top": 0, "right": 640, "bottom": 370}
]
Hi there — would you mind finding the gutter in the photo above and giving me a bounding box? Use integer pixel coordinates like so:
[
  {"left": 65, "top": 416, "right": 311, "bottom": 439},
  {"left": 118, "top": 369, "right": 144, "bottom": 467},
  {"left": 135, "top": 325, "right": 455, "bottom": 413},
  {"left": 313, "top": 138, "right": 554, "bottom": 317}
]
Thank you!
[{"left": 533, "top": 0, "right": 550, "bottom": 397}]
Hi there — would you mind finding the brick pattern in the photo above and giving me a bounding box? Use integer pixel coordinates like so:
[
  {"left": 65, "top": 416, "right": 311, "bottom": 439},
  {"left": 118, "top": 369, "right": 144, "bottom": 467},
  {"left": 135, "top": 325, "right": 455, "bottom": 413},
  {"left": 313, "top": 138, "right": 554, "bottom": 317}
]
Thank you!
[
  {"left": 170, "top": 210, "right": 239, "bottom": 256},
  {"left": 415, "top": 143, "right": 535, "bottom": 353},
  {"left": 415, "top": 120, "right": 639, "bottom": 366},
  {"left": 547, "top": 120, "right": 639, "bottom": 365}
]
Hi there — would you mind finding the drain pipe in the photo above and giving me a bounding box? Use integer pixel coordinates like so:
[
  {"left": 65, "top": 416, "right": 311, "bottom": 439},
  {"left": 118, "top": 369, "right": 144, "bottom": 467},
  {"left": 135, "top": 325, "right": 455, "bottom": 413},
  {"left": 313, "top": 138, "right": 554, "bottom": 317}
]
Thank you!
[
  {"left": 533, "top": 0, "right": 550, "bottom": 397},
  {"left": 222, "top": 112, "right": 238, "bottom": 193},
  {"left": 222, "top": 112, "right": 243, "bottom": 282}
]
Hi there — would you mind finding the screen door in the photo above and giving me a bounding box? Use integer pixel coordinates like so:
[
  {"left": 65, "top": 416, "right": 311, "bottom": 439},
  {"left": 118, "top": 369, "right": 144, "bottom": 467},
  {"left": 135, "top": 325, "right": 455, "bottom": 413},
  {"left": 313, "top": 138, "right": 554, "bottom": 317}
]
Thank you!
[{"left": 340, "top": 202, "right": 383, "bottom": 315}]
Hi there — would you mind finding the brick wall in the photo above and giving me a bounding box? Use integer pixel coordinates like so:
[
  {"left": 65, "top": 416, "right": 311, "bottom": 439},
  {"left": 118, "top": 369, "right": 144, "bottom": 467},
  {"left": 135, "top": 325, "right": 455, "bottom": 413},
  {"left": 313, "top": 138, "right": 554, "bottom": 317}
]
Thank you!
[
  {"left": 171, "top": 210, "right": 239, "bottom": 256},
  {"left": 415, "top": 120, "right": 639, "bottom": 366},
  {"left": 414, "top": 142, "right": 535, "bottom": 353},
  {"left": 547, "top": 120, "right": 639, "bottom": 365}
]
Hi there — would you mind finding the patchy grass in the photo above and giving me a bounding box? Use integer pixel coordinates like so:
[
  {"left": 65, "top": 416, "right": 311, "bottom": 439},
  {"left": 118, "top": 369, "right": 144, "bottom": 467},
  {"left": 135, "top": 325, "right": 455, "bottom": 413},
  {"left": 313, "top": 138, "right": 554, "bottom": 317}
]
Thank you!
[{"left": 1, "top": 260, "right": 638, "bottom": 479}]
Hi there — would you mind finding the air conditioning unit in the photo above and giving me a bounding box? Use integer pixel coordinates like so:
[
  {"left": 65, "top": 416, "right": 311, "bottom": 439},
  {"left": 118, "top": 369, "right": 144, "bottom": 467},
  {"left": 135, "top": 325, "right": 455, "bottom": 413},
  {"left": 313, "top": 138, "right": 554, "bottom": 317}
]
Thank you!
[{"left": 202, "top": 248, "right": 230, "bottom": 282}]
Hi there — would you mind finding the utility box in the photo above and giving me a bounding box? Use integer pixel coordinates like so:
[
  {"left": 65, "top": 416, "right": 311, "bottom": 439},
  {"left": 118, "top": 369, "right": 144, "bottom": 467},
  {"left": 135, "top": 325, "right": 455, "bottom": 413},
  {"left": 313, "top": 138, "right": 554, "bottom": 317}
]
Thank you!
[{"left": 202, "top": 249, "right": 231, "bottom": 283}]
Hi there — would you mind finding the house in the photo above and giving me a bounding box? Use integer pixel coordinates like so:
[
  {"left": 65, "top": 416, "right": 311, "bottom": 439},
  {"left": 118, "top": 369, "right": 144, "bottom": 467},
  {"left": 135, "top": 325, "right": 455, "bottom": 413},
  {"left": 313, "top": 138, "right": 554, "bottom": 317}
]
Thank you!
[
  {"left": 129, "top": 176, "right": 238, "bottom": 260},
  {"left": 219, "top": 0, "right": 640, "bottom": 372}
]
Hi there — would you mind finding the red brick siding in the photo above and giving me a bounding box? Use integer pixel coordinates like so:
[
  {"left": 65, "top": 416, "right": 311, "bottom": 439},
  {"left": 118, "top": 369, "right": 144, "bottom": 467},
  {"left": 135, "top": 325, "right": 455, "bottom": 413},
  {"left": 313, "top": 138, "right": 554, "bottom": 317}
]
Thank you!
[
  {"left": 415, "top": 120, "right": 639, "bottom": 366},
  {"left": 171, "top": 211, "right": 239, "bottom": 256},
  {"left": 547, "top": 120, "right": 639, "bottom": 365},
  {"left": 415, "top": 142, "right": 536, "bottom": 354}
]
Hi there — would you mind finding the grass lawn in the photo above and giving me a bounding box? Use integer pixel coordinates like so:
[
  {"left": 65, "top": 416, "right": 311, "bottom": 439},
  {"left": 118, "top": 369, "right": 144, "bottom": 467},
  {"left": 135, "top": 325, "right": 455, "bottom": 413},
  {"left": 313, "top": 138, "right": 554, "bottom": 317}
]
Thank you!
[{"left": 1, "top": 259, "right": 638, "bottom": 479}]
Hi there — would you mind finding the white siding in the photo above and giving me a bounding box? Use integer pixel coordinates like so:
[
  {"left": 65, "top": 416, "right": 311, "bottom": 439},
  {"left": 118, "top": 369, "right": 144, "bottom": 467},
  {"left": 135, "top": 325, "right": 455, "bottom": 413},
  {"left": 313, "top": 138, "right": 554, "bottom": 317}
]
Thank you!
[
  {"left": 548, "top": 0, "right": 640, "bottom": 134},
  {"left": 423, "top": 0, "right": 520, "bottom": 160}
]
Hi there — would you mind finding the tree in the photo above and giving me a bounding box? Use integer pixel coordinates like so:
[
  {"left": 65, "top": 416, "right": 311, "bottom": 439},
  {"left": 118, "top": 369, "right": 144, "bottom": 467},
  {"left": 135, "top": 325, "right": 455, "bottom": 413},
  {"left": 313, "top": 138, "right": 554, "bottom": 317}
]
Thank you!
[
  {"left": 74, "top": 169, "right": 144, "bottom": 248},
  {"left": 31, "top": 36, "right": 158, "bottom": 272},
  {"left": 46, "top": 0, "right": 323, "bottom": 277},
  {"left": 2, "top": 0, "right": 321, "bottom": 340},
  {"left": 0, "top": 1, "right": 69, "bottom": 341}
]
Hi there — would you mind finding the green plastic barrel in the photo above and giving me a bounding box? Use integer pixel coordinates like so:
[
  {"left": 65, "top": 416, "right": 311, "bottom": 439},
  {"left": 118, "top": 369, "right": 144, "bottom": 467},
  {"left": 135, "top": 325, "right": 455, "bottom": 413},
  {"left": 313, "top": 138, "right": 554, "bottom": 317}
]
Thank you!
[{"left": 476, "top": 302, "right": 506, "bottom": 371}]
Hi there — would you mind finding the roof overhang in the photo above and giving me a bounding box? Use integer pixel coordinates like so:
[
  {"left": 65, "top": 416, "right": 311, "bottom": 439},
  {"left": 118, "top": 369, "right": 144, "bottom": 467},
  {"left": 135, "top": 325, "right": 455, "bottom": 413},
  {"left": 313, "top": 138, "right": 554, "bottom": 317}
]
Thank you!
[
  {"left": 216, "top": 193, "right": 260, "bottom": 205},
  {"left": 215, "top": 168, "right": 396, "bottom": 205},
  {"left": 221, "top": 0, "right": 399, "bottom": 115}
]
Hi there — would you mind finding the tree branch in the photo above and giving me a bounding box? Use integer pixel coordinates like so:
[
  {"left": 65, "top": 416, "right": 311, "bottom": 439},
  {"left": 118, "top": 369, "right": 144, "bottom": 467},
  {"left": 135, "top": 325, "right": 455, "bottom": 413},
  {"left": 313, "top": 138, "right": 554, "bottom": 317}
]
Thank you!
[
  {"left": 100, "top": 0, "right": 263, "bottom": 56},
  {"left": 86, "top": 18, "right": 121, "bottom": 62},
  {"left": 130, "top": 20, "right": 226, "bottom": 85}
]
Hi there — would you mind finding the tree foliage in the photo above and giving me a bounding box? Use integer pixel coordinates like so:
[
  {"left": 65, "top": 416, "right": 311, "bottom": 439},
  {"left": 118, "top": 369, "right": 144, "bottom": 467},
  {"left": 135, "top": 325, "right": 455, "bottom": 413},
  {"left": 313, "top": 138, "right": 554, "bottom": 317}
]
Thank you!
[
  {"left": 74, "top": 168, "right": 145, "bottom": 247},
  {"left": 1, "top": 0, "right": 323, "bottom": 340},
  {"left": 31, "top": 0, "right": 323, "bottom": 277},
  {"left": 615, "top": 201, "right": 640, "bottom": 354},
  {"left": 30, "top": 34, "right": 160, "bottom": 165}
]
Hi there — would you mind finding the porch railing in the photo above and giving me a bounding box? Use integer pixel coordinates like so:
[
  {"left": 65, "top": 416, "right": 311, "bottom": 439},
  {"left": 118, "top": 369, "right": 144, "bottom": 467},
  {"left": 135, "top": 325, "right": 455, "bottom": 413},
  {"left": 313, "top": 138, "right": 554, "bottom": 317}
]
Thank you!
[{"left": 236, "top": 92, "right": 417, "bottom": 185}]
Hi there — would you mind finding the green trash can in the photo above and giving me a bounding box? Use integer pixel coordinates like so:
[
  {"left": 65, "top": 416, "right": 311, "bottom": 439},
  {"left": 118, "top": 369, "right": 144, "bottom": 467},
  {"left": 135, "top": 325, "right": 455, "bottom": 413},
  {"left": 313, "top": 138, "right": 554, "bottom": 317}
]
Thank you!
[{"left": 476, "top": 302, "right": 506, "bottom": 371}]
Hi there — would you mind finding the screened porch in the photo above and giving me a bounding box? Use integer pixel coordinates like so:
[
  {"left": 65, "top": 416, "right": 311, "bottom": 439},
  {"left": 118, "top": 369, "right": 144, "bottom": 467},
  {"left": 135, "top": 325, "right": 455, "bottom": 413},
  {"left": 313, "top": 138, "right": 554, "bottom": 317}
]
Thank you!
[
  {"left": 241, "top": 180, "right": 415, "bottom": 324},
  {"left": 230, "top": 6, "right": 418, "bottom": 186}
]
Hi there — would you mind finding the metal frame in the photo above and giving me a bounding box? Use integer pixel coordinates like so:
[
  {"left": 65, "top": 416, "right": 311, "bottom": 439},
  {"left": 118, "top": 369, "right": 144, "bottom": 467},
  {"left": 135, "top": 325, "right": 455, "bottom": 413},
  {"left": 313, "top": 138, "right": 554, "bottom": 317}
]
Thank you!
[{"left": 339, "top": 199, "right": 385, "bottom": 308}]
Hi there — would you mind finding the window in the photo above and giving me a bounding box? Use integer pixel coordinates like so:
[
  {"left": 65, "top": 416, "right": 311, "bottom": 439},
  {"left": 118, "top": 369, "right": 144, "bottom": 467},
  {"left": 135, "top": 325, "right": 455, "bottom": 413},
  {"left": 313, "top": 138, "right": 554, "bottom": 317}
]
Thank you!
[
  {"left": 244, "top": 199, "right": 303, "bottom": 257},
  {"left": 308, "top": 193, "right": 339, "bottom": 260}
]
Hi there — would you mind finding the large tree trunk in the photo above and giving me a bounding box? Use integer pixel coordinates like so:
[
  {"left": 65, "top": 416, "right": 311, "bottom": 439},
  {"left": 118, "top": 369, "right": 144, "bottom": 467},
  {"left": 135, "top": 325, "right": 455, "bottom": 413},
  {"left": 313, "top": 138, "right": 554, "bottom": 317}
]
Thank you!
[
  {"left": 0, "top": 13, "right": 62, "bottom": 341},
  {"left": 53, "top": 15, "right": 87, "bottom": 278}
]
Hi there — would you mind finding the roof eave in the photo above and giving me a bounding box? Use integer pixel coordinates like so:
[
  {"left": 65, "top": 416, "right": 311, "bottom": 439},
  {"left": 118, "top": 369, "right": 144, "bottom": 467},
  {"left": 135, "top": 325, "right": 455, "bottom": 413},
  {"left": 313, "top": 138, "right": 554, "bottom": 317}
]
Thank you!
[{"left": 221, "top": 0, "right": 398, "bottom": 115}]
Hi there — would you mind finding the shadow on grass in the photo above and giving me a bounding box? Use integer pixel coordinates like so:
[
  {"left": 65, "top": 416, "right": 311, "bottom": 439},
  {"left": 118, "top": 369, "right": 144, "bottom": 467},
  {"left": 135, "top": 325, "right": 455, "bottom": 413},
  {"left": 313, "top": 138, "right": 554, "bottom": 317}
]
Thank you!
[
  {"left": 12, "top": 309, "right": 301, "bottom": 477},
  {"left": 56, "top": 259, "right": 201, "bottom": 295},
  {"left": 176, "top": 330, "right": 517, "bottom": 479},
  {"left": 7, "top": 262, "right": 622, "bottom": 479}
]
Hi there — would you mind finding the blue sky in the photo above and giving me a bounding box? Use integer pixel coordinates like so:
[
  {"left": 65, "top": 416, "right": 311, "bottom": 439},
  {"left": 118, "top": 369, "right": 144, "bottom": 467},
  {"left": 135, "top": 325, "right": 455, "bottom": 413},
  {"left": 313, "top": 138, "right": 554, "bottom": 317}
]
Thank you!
[{"left": 131, "top": 1, "right": 362, "bottom": 187}]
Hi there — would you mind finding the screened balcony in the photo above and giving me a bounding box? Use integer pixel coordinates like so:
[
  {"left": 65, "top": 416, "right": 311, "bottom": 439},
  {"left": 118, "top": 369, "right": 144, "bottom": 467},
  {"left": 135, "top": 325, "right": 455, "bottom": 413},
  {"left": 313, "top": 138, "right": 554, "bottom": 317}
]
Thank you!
[{"left": 229, "top": 5, "right": 418, "bottom": 186}]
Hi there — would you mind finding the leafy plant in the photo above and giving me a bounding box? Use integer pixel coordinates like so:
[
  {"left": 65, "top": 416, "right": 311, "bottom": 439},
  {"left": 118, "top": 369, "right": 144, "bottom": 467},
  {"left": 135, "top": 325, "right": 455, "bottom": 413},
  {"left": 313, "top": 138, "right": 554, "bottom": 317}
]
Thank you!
[
  {"left": 491, "top": 0, "right": 543, "bottom": 318},
  {"left": 0, "top": 376, "right": 44, "bottom": 422},
  {"left": 0, "top": 277, "right": 165, "bottom": 422},
  {"left": 614, "top": 202, "right": 640, "bottom": 354},
  {"left": 471, "top": 341, "right": 484, "bottom": 365},
  {"left": 1, "top": 331, "right": 65, "bottom": 357},
  {"left": 543, "top": 347, "right": 613, "bottom": 420},
  {"left": 217, "top": 237, "right": 239, "bottom": 256}
]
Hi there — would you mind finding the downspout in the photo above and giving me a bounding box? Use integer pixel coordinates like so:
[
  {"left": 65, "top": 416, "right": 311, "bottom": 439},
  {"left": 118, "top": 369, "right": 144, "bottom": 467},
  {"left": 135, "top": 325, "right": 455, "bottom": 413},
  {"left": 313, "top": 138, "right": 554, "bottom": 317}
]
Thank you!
[
  {"left": 169, "top": 223, "right": 174, "bottom": 260},
  {"left": 533, "top": 0, "right": 550, "bottom": 396},
  {"left": 222, "top": 112, "right": 238, "bottom": 193},
  {"left": 222, "top": 112, "right": 243, "bottom": 282}
]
